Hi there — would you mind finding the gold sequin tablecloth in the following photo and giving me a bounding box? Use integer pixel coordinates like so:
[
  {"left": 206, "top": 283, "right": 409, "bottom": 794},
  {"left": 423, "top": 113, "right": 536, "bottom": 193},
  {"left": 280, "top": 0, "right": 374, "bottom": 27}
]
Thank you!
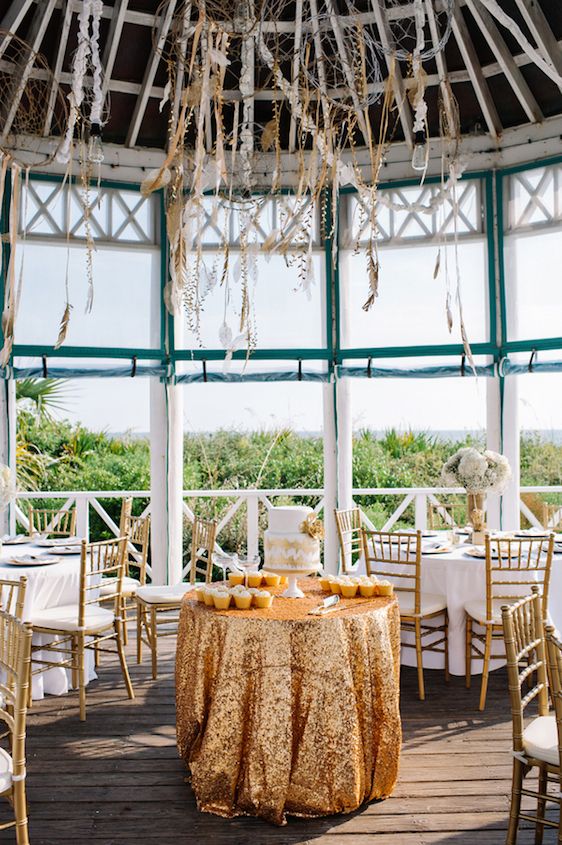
[{"left": 176, "top": 580, "right": 401, "bottom": 826}]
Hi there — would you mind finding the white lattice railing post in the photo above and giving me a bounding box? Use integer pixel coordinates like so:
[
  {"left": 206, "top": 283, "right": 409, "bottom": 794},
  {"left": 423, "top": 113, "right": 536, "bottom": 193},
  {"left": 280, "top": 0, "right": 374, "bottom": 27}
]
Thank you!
[
  {"left": 415, "top": 494, "right": 428, "bottom": 530},
  {"left": 75, "top": 496, "right": 90, "bottom": 541},
  {"left": 246, "top": 494, "right": 259, "bottom": 559}
]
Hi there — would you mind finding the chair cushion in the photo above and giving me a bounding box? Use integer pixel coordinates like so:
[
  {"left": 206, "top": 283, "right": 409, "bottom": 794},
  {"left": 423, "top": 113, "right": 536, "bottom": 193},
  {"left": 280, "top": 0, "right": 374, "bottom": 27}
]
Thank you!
[
  {"left": 523, "top": 716, "right": 559, "bottom": 766},
  {"left": 99, "top": 576, "right": 140, "bottom": 597},
  {"left": 0, "top": 748, "right": 13, "bottom": 795},
  {"left": 31, "top": 604, "right": 115, "bottom": 633},
  {"left": 398, "top": 591, "right": 447, "bottom": 617},
  {"left": 136, "top": 584, "right": 192, "bottom": 605},
  {"left": 464, "top": 599, "right": 506, "bottom": 625}
]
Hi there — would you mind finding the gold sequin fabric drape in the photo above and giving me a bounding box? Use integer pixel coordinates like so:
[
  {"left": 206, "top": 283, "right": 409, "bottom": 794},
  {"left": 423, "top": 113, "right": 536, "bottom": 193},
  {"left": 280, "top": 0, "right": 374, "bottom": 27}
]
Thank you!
[{"left": 176, "top": 580, "right": 401, "bottom": 826}]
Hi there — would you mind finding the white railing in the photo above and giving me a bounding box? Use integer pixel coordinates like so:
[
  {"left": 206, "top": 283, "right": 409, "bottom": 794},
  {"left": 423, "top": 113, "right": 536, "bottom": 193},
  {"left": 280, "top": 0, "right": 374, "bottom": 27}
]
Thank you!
[{"left": 12, "top": 485, "right": 562, "bottom": 579}]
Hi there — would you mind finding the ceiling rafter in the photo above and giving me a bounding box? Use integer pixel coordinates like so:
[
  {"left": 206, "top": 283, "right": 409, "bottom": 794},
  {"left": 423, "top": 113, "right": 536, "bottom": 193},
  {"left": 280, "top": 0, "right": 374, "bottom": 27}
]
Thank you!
[
  {"left": 42, "top": 0, "right": 72, "bottom": 136},
  {"left": 100, "top": 0, "right": 129, "bottom": 104},
  {"left": 424, "top": 0, "right": 456, "bottom": 135},
  {"left": 0, "top": 0, "right": 57, "bottom": 142},
  {"left": 451, "top": 4, "right": 502, "bottom": 139},
  {"left": 288, "top": 0, "right": 303, "bottom": 153},
  {"left": 465, "top": 0, "right": 543, "bottom": 124},
  {"left": 325, "top": 0, "right": 368, "bottom": 140},
  {"left": 0, "top": 0, "right": 35, "bottom": 59},
  {"left": 514, "top": 0, "right": 562, "bottom": 91},
  {"left": 125, "top": 0, "right": 177, "bottom": 148},
  {"left": 370, "top": 0, "right": 413, "bottom": 150}
]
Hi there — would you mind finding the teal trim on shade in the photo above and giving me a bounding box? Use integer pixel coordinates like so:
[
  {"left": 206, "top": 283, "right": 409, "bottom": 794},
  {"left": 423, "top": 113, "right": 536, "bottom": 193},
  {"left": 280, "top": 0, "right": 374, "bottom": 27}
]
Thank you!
[
  {"left": 175, "top": 348, "right": 329, "bottom": 361},
  {"left": 29, "top": 170, "right": 145, "bottom": 194},
  {"left": 0, "top": 169, "right": 11, "bottom": 352},
  {"left": 339, "top": 168, "right": 489, "bottom": 194},
  {"left": 503, "top": 337, "right": 562, "bottom": 354},
  {"left": 12, "top": 345, "right": 162, "bottom": 360},
  {"left": 12, "top": 364, "right": 165, "bottom": 379},
  {"left": 175, "top": 370, "right": 329, "bottom": 384},
  {"left": 484, "top": 173, "right": 498, "bottom": 350},
  {"left": 496, "top": 173, "right": 508, "bottom": 347},
  {"left": 499, "top": 154, "right": 562, "bottom": 177},
  {"left": 339, "top": 363, "right": 495, "bottom": 380},
  {"left": 338, "top": 342, "right": 495, "bottom": 361}
]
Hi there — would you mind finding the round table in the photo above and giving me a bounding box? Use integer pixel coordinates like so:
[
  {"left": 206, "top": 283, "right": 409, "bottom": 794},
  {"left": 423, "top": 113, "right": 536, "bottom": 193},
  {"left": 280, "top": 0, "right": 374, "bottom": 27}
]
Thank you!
[
  {"left": 357, "top": 533, "right": 562, "bottom": 675},
  {"left": 0, "top": 540, "right": 96, "bottom": 699},
  {"left": 176, "top": 580, "right": 401, "bottom": 826}
]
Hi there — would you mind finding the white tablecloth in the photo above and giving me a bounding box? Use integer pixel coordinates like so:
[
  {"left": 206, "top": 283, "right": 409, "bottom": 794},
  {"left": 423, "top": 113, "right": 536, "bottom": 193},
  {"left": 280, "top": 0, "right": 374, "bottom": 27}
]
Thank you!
[
  {"left": 0, "top": 541, "right": 96, "bottom": 699},
  {"left": 357, "top": 536, "right": 562, "bottom": 676}
]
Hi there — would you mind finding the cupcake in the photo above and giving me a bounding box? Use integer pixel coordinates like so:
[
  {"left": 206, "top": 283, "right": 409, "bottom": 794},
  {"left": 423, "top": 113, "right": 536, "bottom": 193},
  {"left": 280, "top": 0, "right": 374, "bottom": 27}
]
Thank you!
[
  {"left": 340, "top": 580, "right": 359, "bottom": 598},
  {"left": 247, "top": 571, "right": 263, "bottom": 588},
  {"left": 254, "top": 590, "right": 273, "bottom": 609},
  {"left": 376, "top": 580, "right": 394, "bottom": 597},
  {"left": 318, "top": 575, "right": 332, "bottom": 592},
  {"left": 263, "top": 572, "right": 280, "bottom": 587},
  {"left": 202, "top": 586, "right": 216, "bottom": 607},
  {"left": 280, "top": 576, "right": 289, "bottom": 585},
  {"left": 228, "top": 572, "right": 245, "bottom": 587},
  {"left": 194, "top": 585, "right": 206, "bottom": 602},
  {"left": 359, "top": 581, "right": 376, "bottom": 598},
  {"left": 234, "top": 590, "right": 252, "bottom": 610},
  {"left": 329, "top": 578, "right": 342, "bottom": 595},
  {"left": 213, "top": 590, "right": 232, "bottom": 610}
]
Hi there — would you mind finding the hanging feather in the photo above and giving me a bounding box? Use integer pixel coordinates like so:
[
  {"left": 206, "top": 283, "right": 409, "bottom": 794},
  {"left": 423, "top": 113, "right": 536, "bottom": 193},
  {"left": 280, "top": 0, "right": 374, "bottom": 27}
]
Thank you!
[
  {"left": 261, "top": 118, "right": 277, "bottom": 152},
  {"left": 446, "top": 292, "right": 453, "bottom": 332},
  {"left": 433, "top": 248, "right": 441, "bottom": 279},
  {"left": 362, "top": 249, "right": 379, "bottom": 311},
  {"left": 54, "top": 302, "right": 73, "bottom": 350}
]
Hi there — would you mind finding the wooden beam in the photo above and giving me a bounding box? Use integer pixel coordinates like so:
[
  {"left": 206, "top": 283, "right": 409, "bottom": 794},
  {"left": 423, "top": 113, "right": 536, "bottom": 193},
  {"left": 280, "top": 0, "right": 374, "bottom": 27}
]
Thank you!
[
  {"left": 465, "top": 0, "right": 542, "bottom": 124},
  {"left": 325, "top": 0, "right": 368, "bottom": 139},
  {"left": 514, "top": 0, "right": 562, "bottom": 90},
  {"left": 0, "top": 0, "right": 35, "bottom": 59},
  {"left": 42, "top": 0, "right": 73, "bottom": 136},
  {"left": 288, "top": 0, "right": 303, "bottom": 153},
  {"left": 1, "top": 0, "right": 57, "bottom": 142},
  {"left": 100, "top": 0, "right": 129, "bottom": 103},
  {"left": 451, "top": 4, "right": 502, "bottom": 139},
  {"left": 424, "top": 0, "right": 457, "bottom": 135},
  {"left": 125, "top": 0, "right": 177, "bottom": 148},
  {"left": 370, "top": 0, "right": 413, "bottom": 150}
]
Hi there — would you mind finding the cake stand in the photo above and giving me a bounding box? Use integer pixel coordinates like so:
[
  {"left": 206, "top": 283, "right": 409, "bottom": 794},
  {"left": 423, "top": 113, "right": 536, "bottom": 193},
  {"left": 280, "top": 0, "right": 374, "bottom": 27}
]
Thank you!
[{"left": 266, "top": 566, "right": 321, "bottom": 598}]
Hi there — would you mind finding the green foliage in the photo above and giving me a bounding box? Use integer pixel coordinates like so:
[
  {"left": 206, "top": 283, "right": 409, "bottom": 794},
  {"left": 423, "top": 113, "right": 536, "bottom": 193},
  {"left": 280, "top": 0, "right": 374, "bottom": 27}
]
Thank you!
[
  {"left": 14, "top": 412, "right": 562, "bottom": 551},
  {"left": 16, "top": 378, "right": 70, "bottom": 418}
]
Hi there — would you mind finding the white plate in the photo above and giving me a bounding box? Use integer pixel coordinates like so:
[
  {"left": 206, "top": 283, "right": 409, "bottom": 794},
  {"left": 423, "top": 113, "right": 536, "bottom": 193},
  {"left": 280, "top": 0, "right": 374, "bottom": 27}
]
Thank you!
[
  {"left": 1, "top": 535, "right": 30, "bottom": 545},
  {"left": 34, "top": 537, "right": 79, "bottom": 548},
  {"left": 422, "top": 546, "right": 452, "bottom": 555},
  {"left": 50, "top": 546, "right": 81, "bottom": 555},
  {"left": 464, "top": 546, "right": 523, "bottom": 560},
  {"left": 6, "top": 554, "right": 61, "bottom": 566}
]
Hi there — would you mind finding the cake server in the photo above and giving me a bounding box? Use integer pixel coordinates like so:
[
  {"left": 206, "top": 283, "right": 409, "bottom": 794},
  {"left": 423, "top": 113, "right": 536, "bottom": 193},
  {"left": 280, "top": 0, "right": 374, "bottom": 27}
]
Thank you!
[{"left": 308, "top": 594, "right": 341, "bottom": 616}]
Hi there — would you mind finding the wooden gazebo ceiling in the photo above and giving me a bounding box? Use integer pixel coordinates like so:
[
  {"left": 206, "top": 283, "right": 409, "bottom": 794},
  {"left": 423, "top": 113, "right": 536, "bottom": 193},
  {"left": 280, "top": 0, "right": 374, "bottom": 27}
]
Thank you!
[{"left": 0, "top": 0, "right": 561, "bottom": 152}]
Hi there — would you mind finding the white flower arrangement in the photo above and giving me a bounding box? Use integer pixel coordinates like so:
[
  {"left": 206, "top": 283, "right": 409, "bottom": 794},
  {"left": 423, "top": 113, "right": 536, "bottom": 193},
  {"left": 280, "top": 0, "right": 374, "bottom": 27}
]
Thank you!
[
  {"left": 441, "top": 447, "right": 512, "bottom": 494},
  {"left": 0, "top": 465, "right": 15, "bottom": 511}
]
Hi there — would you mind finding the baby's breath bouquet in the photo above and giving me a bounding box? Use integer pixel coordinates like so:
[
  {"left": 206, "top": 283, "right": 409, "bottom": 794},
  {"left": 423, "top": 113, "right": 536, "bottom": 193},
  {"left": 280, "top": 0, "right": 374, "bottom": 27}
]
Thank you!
[
  {"left": 441, "top": 447, "right": 512, "bottom": 494},
  {"left": 441, "top": 447, "right": 511, "bottom": 536}
]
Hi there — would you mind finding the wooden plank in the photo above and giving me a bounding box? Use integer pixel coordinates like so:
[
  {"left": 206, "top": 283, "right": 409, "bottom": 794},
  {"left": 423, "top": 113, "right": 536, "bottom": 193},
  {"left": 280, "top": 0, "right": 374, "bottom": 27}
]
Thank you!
[{"left": 17, "top": 624, "right": 537, "bottom": 844}]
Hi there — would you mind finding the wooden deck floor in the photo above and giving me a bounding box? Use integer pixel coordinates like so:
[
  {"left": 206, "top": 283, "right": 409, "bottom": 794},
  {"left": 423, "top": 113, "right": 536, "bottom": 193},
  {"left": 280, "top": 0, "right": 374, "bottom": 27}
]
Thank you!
[{"left": 6, "top": 633, "right": 558, "bottom": 844}]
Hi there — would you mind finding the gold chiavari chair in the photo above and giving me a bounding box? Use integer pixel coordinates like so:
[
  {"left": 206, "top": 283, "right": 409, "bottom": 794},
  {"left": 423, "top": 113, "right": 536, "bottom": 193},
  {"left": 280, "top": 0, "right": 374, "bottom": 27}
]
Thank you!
[
  {"left": 465, "top": 533, "right": 555, "bottom": 711},
  {"left": 29, "top": 538, "right": 134, "bottom": 721},
  {"left": 28, "top": 505, "right": 76, "bottom": 538},
  {"left": 0, "top": 605, "right": 33, "bottom": 844},
  {"left": 502, "top": 588, "right": 558, "bottom": 845},
  {"left": 100, "top": 514, "right": 150, "bottom": 645},
  {"left": 136, "top": 516, "right": 217, "bottom": 680},
  {"left": 543, "top": 503, "right": 562, "bottom": 532},
  {"left": 0, "top": 576, "right": 27, "bottom": 621},
  {"left": 361, "top": 529, "right": 448, "bottom": 701},
  {"left": 428, "top": 501, "right": 457, "bottom": 531},
  {"left": 335, "top": 507, "right": 362, "bottom": 573},
  {"left": 118, "top": 497, "right": 133, "bottom": 537}
]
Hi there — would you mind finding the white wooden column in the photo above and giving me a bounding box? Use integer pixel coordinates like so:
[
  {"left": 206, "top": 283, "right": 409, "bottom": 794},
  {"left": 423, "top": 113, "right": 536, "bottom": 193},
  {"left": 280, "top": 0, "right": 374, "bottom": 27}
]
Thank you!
[
  {"left": 322, "top": 380, "right": 338, "bottom": 574},
  {"left": 0, "top": 378, "right": 16, "bottom": 535},
  {"left": 486, "top": 375, "right": 502, "bottom": 529},
  {"left": 336, "top": 374, "right": 353, "bottom": 511},
  {"left": 149, "top": 249, "right": 184, "bottom": 585},
  {"left": 501, "top": 375, "right": 520, "bottom": 530}
]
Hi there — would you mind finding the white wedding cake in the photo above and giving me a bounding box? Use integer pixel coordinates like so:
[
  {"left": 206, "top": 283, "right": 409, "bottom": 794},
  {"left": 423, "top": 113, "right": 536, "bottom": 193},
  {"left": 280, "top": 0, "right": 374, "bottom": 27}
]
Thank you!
[{"left": 264, "top": 506, "right": 321, "bottom": 571}]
